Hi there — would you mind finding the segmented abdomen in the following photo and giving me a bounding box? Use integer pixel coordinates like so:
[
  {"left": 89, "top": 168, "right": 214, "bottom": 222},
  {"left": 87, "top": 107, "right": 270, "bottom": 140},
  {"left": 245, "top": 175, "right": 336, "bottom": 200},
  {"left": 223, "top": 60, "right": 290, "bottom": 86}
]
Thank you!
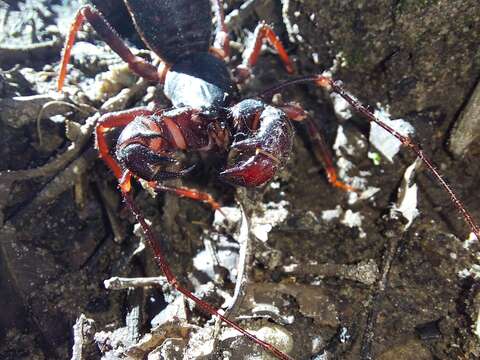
[{"left": 124, "top": 0, "right": 212, "bottom": 63}]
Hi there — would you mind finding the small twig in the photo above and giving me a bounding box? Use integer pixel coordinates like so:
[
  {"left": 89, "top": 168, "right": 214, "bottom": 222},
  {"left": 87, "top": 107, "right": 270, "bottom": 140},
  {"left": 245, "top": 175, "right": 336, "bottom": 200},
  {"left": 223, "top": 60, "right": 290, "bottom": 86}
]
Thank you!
[
  {"left": 99, "top": 68, "right": 152, "bottom": 112},
  {"left": 125, "top": 289, "right": 143, "bottom": 344},
  {"left": 20, "top": 148, "right": 97, "bottom": 217},
  {"left": 0, "top": 113, "right": 99, "bottom": 183},
  {"left": 225, "top": 0, "right": 261, "bottom": 29},
  {"left": 0, "top": 94, "right": 71, "bottom": 128},
  {"left": 0, "top": 73, "right": 148, "bottom": 224},
  {"left": 360, "top": 161, "right": 418, "bottom": 359},
  {"left": 212, "top": 194, "right": 255, "bottom": 353},
  {"left": 360, "top": 227, "right": 404, "bottom": 360},
  {"left": 449, "top": 77, "right": 480, "bottom": 157},
  {"left": 223, "top": 202, "right": 253, "bottom": 317},
  {"left": 283, "top": 259, "right": 379, "bottom": 286},
  {"left": 96, "top": 179, "right": 126, "bottom": 243},
  {"left": 0, "top": 69, "right": 150, "bottom": 184},
  {"left": 104, "top": 276, "right": 168, "bottom": 290},
  {"left": 36, "top": 100, "right": 97, "bottom": 147},
  {"left": 203, "top": 236, "right": 222, "bottom": 274},
  {"left": 71, "top": 314, "right": 96, "bottom": 360},
  {"left": 0, "top": 38, "right": 63, "bottom": 67}
]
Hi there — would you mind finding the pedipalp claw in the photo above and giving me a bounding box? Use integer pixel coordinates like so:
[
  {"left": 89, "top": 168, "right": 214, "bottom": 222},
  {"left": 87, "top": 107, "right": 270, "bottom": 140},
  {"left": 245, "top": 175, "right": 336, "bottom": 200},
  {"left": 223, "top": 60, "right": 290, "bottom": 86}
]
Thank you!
[{"left": 219, "top": 152, "right": 277, "bottom": 187}]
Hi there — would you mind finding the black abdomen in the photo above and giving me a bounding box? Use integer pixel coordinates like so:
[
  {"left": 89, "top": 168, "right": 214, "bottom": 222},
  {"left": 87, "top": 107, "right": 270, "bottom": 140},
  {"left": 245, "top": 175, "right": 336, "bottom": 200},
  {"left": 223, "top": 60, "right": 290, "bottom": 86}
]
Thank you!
[
  {"left": 124, "top": 0, "right": 212, "bottom": 63},
  {"left": 164, "top": 52, "right": 235, "bottom": 109}
]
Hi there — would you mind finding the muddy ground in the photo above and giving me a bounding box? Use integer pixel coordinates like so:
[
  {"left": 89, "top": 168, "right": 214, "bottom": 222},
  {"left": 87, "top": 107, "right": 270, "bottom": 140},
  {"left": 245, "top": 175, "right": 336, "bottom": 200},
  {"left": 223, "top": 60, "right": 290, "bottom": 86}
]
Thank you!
[{"left": 1, "top": 0, "right": 480, "bottom": 359}]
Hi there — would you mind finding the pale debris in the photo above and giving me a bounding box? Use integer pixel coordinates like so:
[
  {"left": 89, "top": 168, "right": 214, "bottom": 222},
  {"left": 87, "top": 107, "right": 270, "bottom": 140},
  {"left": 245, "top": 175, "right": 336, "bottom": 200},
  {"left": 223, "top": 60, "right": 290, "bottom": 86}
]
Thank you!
[
  {"left": 192, "top": 237, "right": 240, "bottom": 282},
  {"left": 94, "top": 63, "right": 138, "bottom": 100},
  {"left": 333, "top": 125, "right": 355, "bottom": 155},
  {"left": 185, "top": 325, "right": 216, "bottom": 358},
  {"left": 458, "top": 234, "right": 480, "bottom": 306},
  {"left": 321, "top": 205, "right": 343, "bottom": 222},
  {"left": 463, "top": 232, "right": 479, "bottom": 249},
  {"left": 70, "top": 40, "right": 108, "bottom": 58},
  {"left": 475, "top": 312, "right": 480, "bottom": 343},
  {"left": 251, "top": 200, "right": 290, "bottom": 242},
  {"left": 193, "top": 206, "right": 243, "bottom": 282},
  {"left": 311, "top": 353, "right": 329, "bottom": 360},
  {"left": 270, "top": 181, "right": 281, "bottom": 189},
  {"left": 247, "top": 296, "right": 295, "bottom": 326},
  {"left": 319, "top": 52, "right": 352, "bottom": 122},
  {"left": 342, "top": 259, "right": 379, "bottom": 286},
  {"left": 311, "top": 335, "right": 325, "bottom": 354},
  {"left": 369, "top": 104, "right": 415, "bottom": 162},
  {"left": 359, "top": 186, "right": 381, "bottom": 200},
  {"left": 151, "top": 297, "right": 187, "bottom": 328},
  {"left": 334, "top": 156, "right": 354, "bottom": 180},
  {"left": 458, "top": 264, "right": 480, "bottom": 279},
  {"left": 330, "top": 51, "right": 348, "bottom": 73},
  {"left": 220, "top": 324, "right": 294, "bottom": 359},
  {"left": 332, "top": 125, "right": 380, "bottom": 203},
  {"left": 283, "top": 263, "right": 299, "bottom": 272},
  {"left": 473, "top": 301, "right": 480, "bottom": 343},
  {"left": 339, "top": 327, "right": 351, "bottom": 343},
  {"left": 391, "top": 159, "right": 420, "bottom": 229},
  {"left": 213, "top": 206, "right": 242, "bottom": 229},
  {"left": 332, "top": 126, "right": 357, "bottom": 190},
  {"left": 281, "top": 0, "right": 299, "bottom": 43},
  {"left": 331, "top": 92, "right": 353, "bottom": 121},
  {"left": 211, "top": 205, "right": 247, "bottom": 283},
  {"left": 341, "top": 209, "right": 366, "bottom": 238}
]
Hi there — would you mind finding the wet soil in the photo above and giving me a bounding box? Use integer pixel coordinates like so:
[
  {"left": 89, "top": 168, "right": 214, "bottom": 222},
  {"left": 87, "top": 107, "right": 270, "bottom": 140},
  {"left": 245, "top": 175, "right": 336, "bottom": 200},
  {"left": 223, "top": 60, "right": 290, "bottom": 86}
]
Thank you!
[{"left": 0, "top": 1, "right": 479, "bottom": 359}]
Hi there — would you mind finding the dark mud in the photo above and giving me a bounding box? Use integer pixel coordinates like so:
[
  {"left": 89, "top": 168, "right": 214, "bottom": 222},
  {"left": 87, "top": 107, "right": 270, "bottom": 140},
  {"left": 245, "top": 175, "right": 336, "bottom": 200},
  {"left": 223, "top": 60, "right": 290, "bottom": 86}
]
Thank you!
[{"left": 0, "top": 1, "right": 479, "bottom": 359}]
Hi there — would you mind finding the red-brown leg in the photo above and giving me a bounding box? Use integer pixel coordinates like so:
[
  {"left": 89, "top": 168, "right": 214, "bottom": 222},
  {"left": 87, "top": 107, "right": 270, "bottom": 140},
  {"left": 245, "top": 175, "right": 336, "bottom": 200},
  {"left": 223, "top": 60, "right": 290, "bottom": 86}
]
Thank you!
[
  {"left": 305, "top": 117, "right": 358, "bottom": 192},
  {"left": 210, "top": 0, "right": 230, "bottom": 59},
  {"left": 281, "top": 103, "right": 357, "bottom": 192},
  {"left": 95, "top": 107, "right": 154, "bottom": 187},
  {"left": 58, "top": 5, "right": 163, "bottom": 91},
  {"left": 121, "top": 191, "right": 293, "bottom": 360},
  {"left": 236, "top": 22, "right": 294, "bottom": 82},
  {"left": 149, "top": 183, "right": 223, "bottom": 211},
  {"left": 261, "top": 75, "right": 480, "bottom": 239}
]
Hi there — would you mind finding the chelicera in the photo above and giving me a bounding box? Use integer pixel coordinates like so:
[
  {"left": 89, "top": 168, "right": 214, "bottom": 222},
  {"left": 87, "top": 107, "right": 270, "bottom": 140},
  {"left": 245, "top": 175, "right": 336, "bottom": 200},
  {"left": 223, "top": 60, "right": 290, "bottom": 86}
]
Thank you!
[{"left": 57, "top": 1, "right": 480, "bottom": 359}]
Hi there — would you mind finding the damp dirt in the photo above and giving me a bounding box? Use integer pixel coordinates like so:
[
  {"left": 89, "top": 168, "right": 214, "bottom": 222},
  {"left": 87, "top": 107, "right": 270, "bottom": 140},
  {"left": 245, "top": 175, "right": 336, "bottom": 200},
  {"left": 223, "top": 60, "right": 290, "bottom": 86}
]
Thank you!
[{"left": 0, "top": 1, "right": 479, "bottom": 359}]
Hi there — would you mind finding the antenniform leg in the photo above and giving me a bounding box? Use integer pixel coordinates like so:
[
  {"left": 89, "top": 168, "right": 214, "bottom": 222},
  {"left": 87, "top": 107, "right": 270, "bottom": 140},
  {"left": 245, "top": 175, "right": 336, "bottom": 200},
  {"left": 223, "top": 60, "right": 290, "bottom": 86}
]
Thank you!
[
  {"left": 281, "top": 103, "right": 356, "bottom": 192},
  {"left": 121, "top": 191, "right": 293, "bottom": 360},
  {"left": 220, "top": 99, "right": 294, "bottom": 186},
  {"left": 259, "top": 75, "right": 480, "bottom": 239},
  {"left": 58, "top": 5, "right": 162, "bottom": 91},
  {"left": 235, "top": 22, "right": 294, "bottom": 82}
]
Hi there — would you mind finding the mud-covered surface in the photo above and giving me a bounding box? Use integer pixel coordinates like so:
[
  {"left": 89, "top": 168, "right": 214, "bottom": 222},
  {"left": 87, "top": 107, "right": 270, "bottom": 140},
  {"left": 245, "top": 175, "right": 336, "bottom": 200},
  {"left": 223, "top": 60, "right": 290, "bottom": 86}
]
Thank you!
[{"left": 1, "top": 1, "right": 480, "bottom": 359}]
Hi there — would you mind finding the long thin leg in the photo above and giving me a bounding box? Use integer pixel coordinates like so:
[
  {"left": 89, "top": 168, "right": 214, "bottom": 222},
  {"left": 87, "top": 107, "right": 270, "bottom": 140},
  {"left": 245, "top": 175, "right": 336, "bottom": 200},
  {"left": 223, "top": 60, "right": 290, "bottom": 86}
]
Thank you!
[
  {"left": 260, "top": 75, "right": 480, "bottom": 239},
  {"left": 210, "top": 0, "right": 230, "bottom": 59},
  {"left": 281, "top": 103, "right": 356, "bottom": 192},
  {"left": 305, "top": 118, "right": 357, "bottom": 192},
  {"left": 95, "top": 107, "right": 154, "bottom": 180},
  {"left": 236, "top": 22, "right": 294, "bottom": 82},
  {"left": 58, "top": 5, "right": 162, "bottom": 91},
  {"left": 121, "top": 191, "right": 293, "bottom": 360},
  {"left": 150, "top": 183, "right": 222, "bottom": 211}
]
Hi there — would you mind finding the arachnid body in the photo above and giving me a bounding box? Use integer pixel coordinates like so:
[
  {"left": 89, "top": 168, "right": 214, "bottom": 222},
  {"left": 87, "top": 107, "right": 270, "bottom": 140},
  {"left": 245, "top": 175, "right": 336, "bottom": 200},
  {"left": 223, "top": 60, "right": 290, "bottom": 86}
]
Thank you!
[{"left": 51, "top": 0, "right": 480, "bottom": 359}]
